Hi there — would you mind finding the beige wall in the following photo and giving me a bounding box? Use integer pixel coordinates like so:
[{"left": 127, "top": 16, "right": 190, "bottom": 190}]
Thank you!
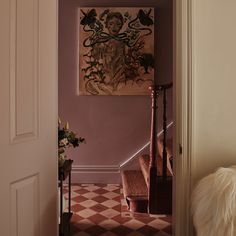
[
  {"left": 191, "top": 0, "right": 236, "bottom": 184},
  {"left": 175, "top": 1, "right": 236, "bottom": 235}
]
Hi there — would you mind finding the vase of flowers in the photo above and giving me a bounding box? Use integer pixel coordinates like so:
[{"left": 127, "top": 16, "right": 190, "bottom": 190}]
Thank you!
[{"left": 58, "top": 118, "right": 85, "bottom": 167}]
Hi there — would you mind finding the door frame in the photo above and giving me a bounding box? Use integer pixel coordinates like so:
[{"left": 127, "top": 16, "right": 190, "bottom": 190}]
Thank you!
[
  {"left": 55, "top": 0, "right": 194, "bottom": 234},
  {"left": 174, "top": 0, "right": 195, "bottom": 235}
]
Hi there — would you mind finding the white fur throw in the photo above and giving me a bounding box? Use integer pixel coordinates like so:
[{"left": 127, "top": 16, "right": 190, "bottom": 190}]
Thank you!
[{"left": 192, "top": 166, "right": 236, "bottom": 236}]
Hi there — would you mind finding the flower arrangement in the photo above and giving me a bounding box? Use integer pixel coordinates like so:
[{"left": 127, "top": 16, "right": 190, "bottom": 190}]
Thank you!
[{"left": 58, "top": 118, "right": 85, "bottom": 167}]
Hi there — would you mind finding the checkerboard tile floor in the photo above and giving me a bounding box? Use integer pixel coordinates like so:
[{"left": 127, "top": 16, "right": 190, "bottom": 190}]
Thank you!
[{"left": 64, "top": 184, "right": 172, "bottom": 236}]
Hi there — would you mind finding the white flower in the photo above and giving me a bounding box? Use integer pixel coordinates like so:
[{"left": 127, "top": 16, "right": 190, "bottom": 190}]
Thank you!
[{"left": 60, "top": 138, "right": 69, "bottom": 146}]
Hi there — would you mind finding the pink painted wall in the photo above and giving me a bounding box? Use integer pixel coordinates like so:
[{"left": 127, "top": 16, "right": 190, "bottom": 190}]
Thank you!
[{"left": 59, "top": 0, "right": 173, "bottom": 182}]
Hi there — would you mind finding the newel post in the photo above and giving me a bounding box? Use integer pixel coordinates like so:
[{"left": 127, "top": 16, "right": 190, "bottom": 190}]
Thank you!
[{"left": 148, "top": 86, "right": 158, "bottom": 214}]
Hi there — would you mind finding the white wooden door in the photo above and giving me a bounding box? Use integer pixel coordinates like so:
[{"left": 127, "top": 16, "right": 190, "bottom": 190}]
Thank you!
[{"left": 0, "top": 0, "right": 58, "bottom": 235}]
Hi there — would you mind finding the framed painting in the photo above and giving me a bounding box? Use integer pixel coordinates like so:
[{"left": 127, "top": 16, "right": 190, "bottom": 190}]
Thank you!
[{"left": 78, "top": 7, "right": 155, "bottom": 95}]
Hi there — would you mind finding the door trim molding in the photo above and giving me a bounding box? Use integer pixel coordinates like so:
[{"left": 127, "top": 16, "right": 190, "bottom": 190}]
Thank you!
[{"left": 175, "top": 0, "right": 195, "bottom": 235}]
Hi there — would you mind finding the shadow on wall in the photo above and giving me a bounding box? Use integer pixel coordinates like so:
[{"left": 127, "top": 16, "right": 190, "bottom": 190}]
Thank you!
[{"left": 58, "top": 0, "right": 173, "bottom": 183}]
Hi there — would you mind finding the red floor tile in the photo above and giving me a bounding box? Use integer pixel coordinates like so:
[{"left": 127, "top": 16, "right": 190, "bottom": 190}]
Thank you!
[{"left": 63, "top": 184, "right": 172, "bottom": 236}]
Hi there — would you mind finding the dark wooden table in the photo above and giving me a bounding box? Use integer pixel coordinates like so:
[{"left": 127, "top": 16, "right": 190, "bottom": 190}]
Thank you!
[{"left": 59, "top": 159, "right": 73, "bottom": 236}]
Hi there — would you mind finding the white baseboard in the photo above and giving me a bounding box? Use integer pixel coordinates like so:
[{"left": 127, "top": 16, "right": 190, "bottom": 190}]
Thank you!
[
  {"left": 71, "top": 165, "right": 121, "bottom": 184},
  {"left": 72, "top": 165, "right": 120, "bottom": 173}
]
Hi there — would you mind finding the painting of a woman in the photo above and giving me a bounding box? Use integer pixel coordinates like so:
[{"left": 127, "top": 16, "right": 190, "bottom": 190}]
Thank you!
[{"left": 79, "top": 8, "right": 154, "bottom": 95}]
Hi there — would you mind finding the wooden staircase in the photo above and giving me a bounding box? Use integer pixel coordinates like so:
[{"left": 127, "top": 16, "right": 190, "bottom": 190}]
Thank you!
[{"left": 121, "top": 84, "right": 173, "bottom": 214}]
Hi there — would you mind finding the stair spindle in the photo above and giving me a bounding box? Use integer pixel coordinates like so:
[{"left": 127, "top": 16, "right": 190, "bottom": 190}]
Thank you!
[
  {"left": 162, "top": 88, "right": 167, "bottom": 180},
  {"left": 150, "top": 88, "right": 157, "bottom": 169},
  {"left": 148, "top": 87, "right": 158, "bottom": 213}
]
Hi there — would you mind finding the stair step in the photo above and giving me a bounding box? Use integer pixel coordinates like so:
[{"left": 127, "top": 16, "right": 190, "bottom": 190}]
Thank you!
[{"left": 121, "top": 170, "right": 148, "bottom": 213}]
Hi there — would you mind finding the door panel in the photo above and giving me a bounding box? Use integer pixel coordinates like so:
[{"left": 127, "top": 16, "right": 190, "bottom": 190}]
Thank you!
[
  {"left": 10, "top": 0, "right": 39, "bottom": 143},
  {"left": 0, "top": 0, "right": 58, "bottom": 235},
  {"left": 10, "top": 174, "right": 39, "bottom": 236}
]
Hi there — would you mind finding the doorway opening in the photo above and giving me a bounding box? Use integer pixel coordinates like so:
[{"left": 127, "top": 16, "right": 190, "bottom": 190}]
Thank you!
[{"left": 58, "top": 0, "right": 174, "bottom": 235}]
